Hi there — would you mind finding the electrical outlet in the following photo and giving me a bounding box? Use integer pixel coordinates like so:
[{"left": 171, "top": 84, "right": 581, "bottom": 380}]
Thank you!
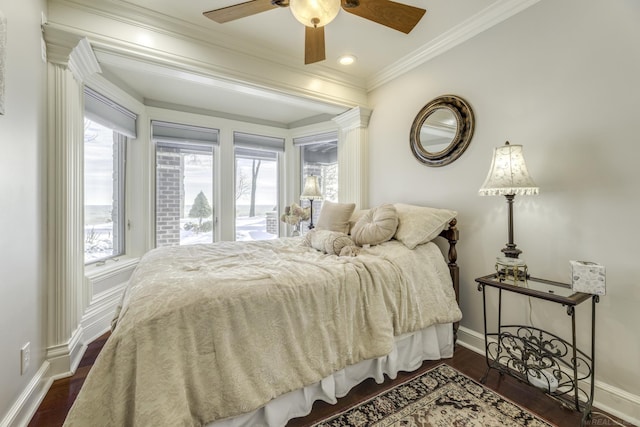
[{"left": 20, "top": 342, "right": 31, "bottom": 375}]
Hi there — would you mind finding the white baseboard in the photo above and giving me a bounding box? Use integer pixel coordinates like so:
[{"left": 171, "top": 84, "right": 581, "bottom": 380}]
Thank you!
[
  {"left": 3, "top": 283, "right": 127, "bottom": 427},
  {"left": 46, "top": 326, "right": 86, "bottom": 381},
  {"left": 456, "top": 326, "right": 640, "bottom": 426},
  {"left": 0, "top": 362, "right": 52, "bottom": 427},
  {"left": 591, "top": 381, "right": 640, "bottom": 426},
  {"left": 81, "top": 281, "right": 127, "bottom": 343},
  {"left": 456, "top": 325, "right": 486, "bottom": 355}
]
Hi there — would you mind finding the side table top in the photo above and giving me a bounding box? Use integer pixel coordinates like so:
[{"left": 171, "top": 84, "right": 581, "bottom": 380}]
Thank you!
[{"left": 475, "top": 273, "right": 594, "bottom": 306}]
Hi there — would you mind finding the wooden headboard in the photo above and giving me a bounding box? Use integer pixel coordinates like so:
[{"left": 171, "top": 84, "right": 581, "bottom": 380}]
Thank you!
[{"left": 438, "top": 218, "right": 459, "bottom": 343}]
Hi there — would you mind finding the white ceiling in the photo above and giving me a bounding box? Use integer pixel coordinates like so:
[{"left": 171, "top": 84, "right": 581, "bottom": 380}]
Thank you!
[
  {"left": 96, "top": 53, "right": 346, "bottom": 127},
  {"left": 117, "top": 0, "right": 496, "bottom": 78},
  {"left": 66, "top": 0, "right": 537, "bottom": 126}
]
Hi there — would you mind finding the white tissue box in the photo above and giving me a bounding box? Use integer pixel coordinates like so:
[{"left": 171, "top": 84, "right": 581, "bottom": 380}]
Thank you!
[{"left": 570, "top": 260, "right": 606, "bottom": 295}]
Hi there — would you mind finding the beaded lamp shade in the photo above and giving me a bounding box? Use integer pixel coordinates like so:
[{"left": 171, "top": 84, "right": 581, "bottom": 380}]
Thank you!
[
  {"left": 479, "top": 141, "right": 539, "bottom": 259},
  {"left": 479, "top": 142, "right": 539, "bottom": 196}
]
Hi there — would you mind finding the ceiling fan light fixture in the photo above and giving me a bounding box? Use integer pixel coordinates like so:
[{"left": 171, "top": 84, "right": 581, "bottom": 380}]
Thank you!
[
  {"left": 290, "top": 0, "right": 340, "bottom": 27},
  {"left": 338, "top": 54, "right": 356, "bottom": 65}
]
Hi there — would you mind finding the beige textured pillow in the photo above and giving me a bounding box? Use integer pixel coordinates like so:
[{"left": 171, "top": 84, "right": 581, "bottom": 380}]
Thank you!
[
  {"left": 351, "top": 204, "right": 399, "bottom": 246},
  {"left": 304, "top": 229, "right": 355, "bottom": 255},
  {"left": 393, "top": 203, "right": 457, "bottom": 249},
  {"left": 348, "top": 209, "right": 370, "bottom": 235},
  {"left": 315, "top": 201, "right": 356, "bottom": 234}
]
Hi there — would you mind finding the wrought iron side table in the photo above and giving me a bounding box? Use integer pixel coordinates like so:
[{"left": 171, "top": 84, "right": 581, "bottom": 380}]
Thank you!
[{"left": 475, "top": 273, "right": 599, "bottom": 426}]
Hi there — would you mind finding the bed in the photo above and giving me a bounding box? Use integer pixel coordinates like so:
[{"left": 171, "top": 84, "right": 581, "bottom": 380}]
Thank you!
[{"left": 63, "top": 203, "right": 462, "bottom": 427}]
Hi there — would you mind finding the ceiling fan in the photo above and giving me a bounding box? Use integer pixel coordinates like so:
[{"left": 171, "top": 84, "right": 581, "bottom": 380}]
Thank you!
[{"left": 203, "top": 0, "right": 426, "bottom": 65}]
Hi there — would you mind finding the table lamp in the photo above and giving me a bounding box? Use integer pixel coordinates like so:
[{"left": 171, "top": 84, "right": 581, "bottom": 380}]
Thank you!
[
  {"left": 300, "top": 175, "right": 323, "bottom": 229},
  {"left": 479, "top": 141, "right": 539, "bottom": 259}
]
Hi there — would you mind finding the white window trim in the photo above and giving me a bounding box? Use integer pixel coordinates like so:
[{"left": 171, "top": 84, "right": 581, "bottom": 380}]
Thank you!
[{"left": 146, "top": 107, "right": 293, "bottom": 243}]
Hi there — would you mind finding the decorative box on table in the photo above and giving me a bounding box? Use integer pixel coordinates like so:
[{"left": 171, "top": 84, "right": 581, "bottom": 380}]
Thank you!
[{"left": 570, "top": 260, "right": 606, "bottom": 295}]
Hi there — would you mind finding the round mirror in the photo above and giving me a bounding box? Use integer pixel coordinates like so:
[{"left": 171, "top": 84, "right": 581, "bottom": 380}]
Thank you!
[{"left": 410, "top": 95, "right": 475, "bottom": 167}]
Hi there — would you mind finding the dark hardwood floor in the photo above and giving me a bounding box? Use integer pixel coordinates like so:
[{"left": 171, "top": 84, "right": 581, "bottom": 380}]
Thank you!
[{"left": 29, "top": 333, "right": 632, "bottom": 427}]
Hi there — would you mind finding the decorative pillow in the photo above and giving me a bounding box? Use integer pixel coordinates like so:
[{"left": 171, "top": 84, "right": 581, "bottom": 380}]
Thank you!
[
  {"left": 393, "top": 203, "right": 457, "bottom": 249},
  {"left": 350, "top": 204, "right": 399, "bottom": 246},
  {"left": 303, "top": 229, "right": 356, "bottom": 255},
  {"left": 348, "top": 209, "right": 370, "bottom": 235},
  {"left": 339, "top": 245, "right": 360, "bottom": 257},
  {"left": 315, "top": 201, "right": 356, "bottom": 234}
]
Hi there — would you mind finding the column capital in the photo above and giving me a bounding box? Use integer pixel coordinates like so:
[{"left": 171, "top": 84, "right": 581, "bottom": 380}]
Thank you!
[
  {"left": 44, "top": 26, "right": 101, "bottom": 81},
  {"left": 333, "top": 106, "right": 372, "bottom": 131}
]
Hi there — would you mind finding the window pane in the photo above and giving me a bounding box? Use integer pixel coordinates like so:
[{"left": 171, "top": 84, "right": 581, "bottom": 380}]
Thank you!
[
  {"left": 84, "top": 118, "right": 125, "bottom": 264},
  {"left": 301, "top": 140, "right": 338, "bottom": 228},
  {"left": 235, "top": 147, "right": 279, "bottom": 241},
  {"left": 156, "top": 141, "right": 215, "bottom": 247}
]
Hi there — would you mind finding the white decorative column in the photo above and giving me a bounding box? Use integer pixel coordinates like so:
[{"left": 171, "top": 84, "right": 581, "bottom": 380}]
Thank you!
[
  {"left": 332, "top": 106, "right": 372, "bottom": 209},
  {"left": 45, "top": 31, "right": 101, "bottom": 376}
]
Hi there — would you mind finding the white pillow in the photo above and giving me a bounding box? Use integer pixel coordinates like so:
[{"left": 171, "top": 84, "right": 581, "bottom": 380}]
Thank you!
[
  {"left": 315, "top": 201, "right": 356, "bottom": 234},
  {"left": 303, "top": 229, "right": 355, "bottom": 255},
  {"left": 393, "top": 203, "right": 457, "bottom": 249},
  {"left": 351, "top": 204, "right": 398, "bottom": 246}
]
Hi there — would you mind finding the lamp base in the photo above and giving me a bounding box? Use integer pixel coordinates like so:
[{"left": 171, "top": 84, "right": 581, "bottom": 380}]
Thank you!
[
  {"left": 501, "top": 244, "right": 522, "bottom": 259},
  {"left": 308, "top": 199, "right": 315, "bottom": 229},
  {"left": 496, "top": 256, "right": 528, "bottom": 286}
]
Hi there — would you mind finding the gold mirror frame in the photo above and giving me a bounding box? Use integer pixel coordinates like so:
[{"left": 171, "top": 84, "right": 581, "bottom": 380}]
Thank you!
[{"left": 410, "top": 95, "right": 475, "bottom": 167}]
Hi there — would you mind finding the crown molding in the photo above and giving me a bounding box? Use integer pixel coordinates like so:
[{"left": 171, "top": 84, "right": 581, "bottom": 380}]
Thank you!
[
  {"left": 44, "top": 16, "right": 367, "bottom": 115},
  {"left": 68, "top": 38, "right": 101, "bottom": 81},
  {"left": 47, "top": 0, "right": 541, "bottom": 115},
  {"left": 367, "top": 0, "right": 541, "bottom": 91},
  {"left": 333, "top": 106, "right": 372, "bottom": 131},
  {"left": 48, "top": 0, "right": 363, "bottom": 89},
  {"left": 43, "top": 24, "right": 83, "bottom": 66}
]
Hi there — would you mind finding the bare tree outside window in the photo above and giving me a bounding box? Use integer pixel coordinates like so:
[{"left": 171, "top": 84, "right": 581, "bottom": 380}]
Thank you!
[
  {"left": 234, "top": 146, "right": 279, "bottom": 241},
  {"left": 249, "top": 159, "right": 261, "bottom": 217},
  {"left": 236, "top": 171, "right": 251, "bottom": 201}
]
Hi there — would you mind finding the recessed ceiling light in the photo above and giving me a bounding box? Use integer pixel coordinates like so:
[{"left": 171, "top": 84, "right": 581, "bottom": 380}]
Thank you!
[{"left": 338, "top": 55, "right": 356, "bottom": 66}]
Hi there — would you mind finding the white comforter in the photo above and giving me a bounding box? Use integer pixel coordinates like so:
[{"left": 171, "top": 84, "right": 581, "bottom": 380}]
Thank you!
[{"left": 64, "top": 238, "right": 462, "bottom": 426}]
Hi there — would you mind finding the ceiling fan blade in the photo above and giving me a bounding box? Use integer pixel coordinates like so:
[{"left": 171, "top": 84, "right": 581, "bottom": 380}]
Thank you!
[
  {"left": 203, "top": 0, "right": 280, "bottom": 23},
  {"left": 341, "top": 0, "right": 425, "bottom": 34},
  {"left": 305, "top": 26, "right": 326, "bottom": 64}
]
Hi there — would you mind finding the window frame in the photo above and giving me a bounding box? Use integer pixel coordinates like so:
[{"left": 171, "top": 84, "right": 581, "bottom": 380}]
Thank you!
[
  {"left": 233, "top": 133, "right": 284, "bottom": 241},
  {"left": 153, "top": 137, "right": 218, "bottom": 247},
  {"left": 83, "top": 117, "right": 128, "bottom": 265},
  {"left": 294, "top": 132, "right": 338, "bottom": 194}
]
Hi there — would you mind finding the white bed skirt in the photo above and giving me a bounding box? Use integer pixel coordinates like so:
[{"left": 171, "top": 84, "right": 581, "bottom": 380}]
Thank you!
[{"left": 210, "top": 323, "right": 454, "bottom": 427}]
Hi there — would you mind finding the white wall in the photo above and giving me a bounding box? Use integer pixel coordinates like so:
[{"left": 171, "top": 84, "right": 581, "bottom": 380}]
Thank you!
[
  {"left": 0, "top": 0, "right": 48, "bottom": 421},
  {"left": 369, "top": 0, "right": 640, "bottom": 419},
  {"left": 2, "top": 0, "right": 638, "bottom": 423}
]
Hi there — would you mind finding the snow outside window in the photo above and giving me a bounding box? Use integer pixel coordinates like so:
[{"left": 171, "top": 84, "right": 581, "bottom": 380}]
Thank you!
[
  {"left": 234, "top": 132, "right": 283, "bottom": 241},
  {"left": 154, "top": 141, "right": 216, "bottom": 247}
]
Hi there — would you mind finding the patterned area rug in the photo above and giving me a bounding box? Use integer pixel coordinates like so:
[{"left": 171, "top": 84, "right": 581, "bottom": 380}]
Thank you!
[{"left": 312, "top": 364, "right": 555, "bottom": 427}]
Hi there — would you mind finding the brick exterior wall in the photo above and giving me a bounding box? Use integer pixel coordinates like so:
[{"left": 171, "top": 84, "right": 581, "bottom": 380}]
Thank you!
[
  {"left": 265, "top": 211, "right": 278, "bottom": 235},
  {"left": 156, "top": 147, "right": 184, "bottom": 247}
]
